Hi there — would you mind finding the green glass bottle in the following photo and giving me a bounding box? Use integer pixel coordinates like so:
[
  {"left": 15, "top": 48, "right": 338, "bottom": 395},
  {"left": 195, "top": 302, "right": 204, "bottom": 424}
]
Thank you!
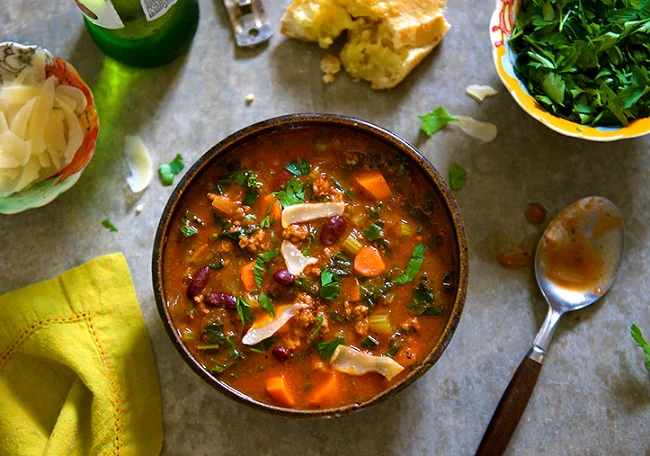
[{"left": 74, "top": 0, "right": 199, "bottom": 68}]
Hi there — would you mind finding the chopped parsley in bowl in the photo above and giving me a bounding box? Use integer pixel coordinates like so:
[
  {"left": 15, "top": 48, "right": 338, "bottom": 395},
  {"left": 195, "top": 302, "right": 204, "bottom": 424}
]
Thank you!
[{"left": 490, "top": 0, "right": 650, "bottom": 141}]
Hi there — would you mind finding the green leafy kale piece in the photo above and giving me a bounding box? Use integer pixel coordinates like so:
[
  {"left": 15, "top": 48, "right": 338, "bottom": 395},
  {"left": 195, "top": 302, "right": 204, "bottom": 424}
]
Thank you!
[{"left": 394, "top": 244, "right": 426, "bottom": 284}]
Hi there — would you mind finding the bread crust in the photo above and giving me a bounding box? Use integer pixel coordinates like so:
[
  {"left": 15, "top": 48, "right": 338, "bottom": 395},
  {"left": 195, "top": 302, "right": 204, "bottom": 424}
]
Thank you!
[{"left": 338, "top": 0, "right": 450, "bottom": 48}]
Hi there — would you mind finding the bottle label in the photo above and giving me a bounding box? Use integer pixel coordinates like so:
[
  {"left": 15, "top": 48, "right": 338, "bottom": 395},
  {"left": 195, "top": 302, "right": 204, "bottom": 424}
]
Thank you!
[
  {"left": 74, "top": 0, "right": 125, "bottom": 29},
  {"left": 140, "top": 0, "right": 178, "bottom": 21}
]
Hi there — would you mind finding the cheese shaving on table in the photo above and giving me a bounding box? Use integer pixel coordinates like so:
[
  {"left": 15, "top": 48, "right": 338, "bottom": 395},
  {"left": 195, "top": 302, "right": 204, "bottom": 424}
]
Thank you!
[
  {"left": 465, "top": 84, "right": 498, "bottom": 103},
  {"left": 124, "top": 136, "right": 152, "bottom": 193},
  {"left": 0, "top": 48, "right": 85, "bottom": 197},
  {"left": 451, "top": 116, "right": 498, "bottom": 142}
]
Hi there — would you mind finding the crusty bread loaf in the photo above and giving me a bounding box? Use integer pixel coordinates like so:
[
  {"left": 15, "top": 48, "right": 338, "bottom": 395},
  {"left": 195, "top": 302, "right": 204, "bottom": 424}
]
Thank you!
[
  {"left": 280, "top": 0, "right": 450, "bottom": 89},
  {"left": 280, "top": 0, "right": 354, "bottom": 49}
]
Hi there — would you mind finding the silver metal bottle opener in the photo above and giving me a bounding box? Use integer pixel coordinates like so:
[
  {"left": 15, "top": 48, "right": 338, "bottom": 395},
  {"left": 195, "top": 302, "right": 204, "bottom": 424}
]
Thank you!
[{"left": 222, "top": 0, "right": 273, "bottom": 47}]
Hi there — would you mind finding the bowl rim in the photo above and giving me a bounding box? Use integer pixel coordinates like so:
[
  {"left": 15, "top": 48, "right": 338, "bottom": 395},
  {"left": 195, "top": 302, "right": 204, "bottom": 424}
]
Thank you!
[
  {"left": 151, "top": 113, "right": 469, "bottom": 418},
  {"left": 489, "top": 0, "right": 650, "bottom": 142}
]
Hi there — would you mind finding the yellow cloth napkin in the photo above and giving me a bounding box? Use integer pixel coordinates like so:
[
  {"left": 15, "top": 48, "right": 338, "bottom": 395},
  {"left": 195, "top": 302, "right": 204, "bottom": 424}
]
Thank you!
[{"left": 0, "top": 253, "right": 163, "bottom": 456}]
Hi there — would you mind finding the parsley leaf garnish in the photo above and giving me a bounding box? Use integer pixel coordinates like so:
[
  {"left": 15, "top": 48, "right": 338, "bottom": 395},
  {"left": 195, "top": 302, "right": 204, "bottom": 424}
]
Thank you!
[
  {"left": 102, "top": 219, "right": 118, "bottom": 232},
  {"left": 408, "top": 277, "right": 443, "bottom": 316},
  {"left": 226, "top": 336, "right": 245, "bottom": 360},
  {"left": 231, "top": 169, "right": 260, "bottom": 207},
  {"left": 285, "top": 158, "right": 311, "bottom": 176},
  {"left": 418, "top": 107, "right": 458, "bottom": 136},
  {"left": 316, "top": 336, "right": 344, "bottom": 360},
  {"left": 202, "top": 323, "right": 226, "bottom": 346},
  {"left": 320, "top": 269, "right": 340, "bottom": 300},
  {"left": 631, "top": 324, "right": 650, "bottom": 372},
  {"left": 394, "top": 244, "right": 426, "bottom": 284},
  {"left": 449, "top": 164, "right": 467, "bottom": 191},
  {"left": 159, "top": 154, "right": 184, "bottom": 186},
  {"left": 180, "top": 213, "right": 198, "bottom": 237},
  {"left": 311, "top": 315, "right": 324, "bottom": 339},
  {"left": 254, "top": 247, "right": 280, "bottom": 288},
  {"left": 236, "top": 297, "right": 254, "bottom": 325},
  {"left": 259, "top": 292, "right": 275, "bottom": 317},
  {"left": 273, "top": 177, "right": 304, "bottom": 207}
]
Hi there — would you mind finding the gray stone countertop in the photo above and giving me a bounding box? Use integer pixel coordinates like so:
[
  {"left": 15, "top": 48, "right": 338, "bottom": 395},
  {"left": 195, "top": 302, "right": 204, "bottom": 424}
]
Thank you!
[{"left": 1, "top": 0, "right": 649, "bottom": 455}]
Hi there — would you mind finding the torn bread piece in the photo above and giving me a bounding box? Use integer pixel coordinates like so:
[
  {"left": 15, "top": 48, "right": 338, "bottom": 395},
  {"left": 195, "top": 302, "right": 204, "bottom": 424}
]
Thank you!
[{"left": 281, "top": 0, "right": 450, "bottom": 89}]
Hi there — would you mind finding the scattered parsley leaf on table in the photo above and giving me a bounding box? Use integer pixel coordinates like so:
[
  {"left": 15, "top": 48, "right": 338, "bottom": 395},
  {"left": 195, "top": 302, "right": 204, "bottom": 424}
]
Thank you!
[
  {"left": 631, "top": 324, "right": 650, "bottom": 372},
  {"left": 418, "top": 107, "right": 458, "bottom": 136},
  {"left": 159, "top": 154, "right": 184, "bottom": 186},
  {"left": 102, "top": 219, "right": 118, "bottom": 232},
  {"left": 448, "top": 164, "right": 467, "bottom": 191}
]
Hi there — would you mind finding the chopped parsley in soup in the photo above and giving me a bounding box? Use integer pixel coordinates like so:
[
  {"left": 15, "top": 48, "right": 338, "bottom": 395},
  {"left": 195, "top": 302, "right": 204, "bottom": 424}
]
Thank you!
[{"left": 163, "top": 126, "right": 459, "bottom": 410}]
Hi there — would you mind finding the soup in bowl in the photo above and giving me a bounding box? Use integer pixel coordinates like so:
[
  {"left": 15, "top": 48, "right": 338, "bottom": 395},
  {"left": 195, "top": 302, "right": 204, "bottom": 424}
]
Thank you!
[{"left": 152, "top": 114, "right": 468, "bottom": 417}]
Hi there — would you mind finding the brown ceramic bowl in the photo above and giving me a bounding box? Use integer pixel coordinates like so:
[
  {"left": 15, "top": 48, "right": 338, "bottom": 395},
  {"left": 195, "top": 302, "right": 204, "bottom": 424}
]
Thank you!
[{"left": 152, "top": 113, "right": 469, "bottom": 418}]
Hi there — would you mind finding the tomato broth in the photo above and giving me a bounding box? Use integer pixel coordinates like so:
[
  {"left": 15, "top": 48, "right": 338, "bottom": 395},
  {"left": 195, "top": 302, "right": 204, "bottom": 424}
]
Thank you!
[{"left": 162, "top": 126, "right": 459, "bottom": 410}]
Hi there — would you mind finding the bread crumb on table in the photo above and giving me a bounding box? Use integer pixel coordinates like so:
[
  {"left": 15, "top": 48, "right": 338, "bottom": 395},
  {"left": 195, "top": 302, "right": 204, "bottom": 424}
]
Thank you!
[
  {"left": 245, "top": 93, "right": 255, "bottom": 104},
  {"left": 320, "top": 54, "right": 341, "bottom": 84}
]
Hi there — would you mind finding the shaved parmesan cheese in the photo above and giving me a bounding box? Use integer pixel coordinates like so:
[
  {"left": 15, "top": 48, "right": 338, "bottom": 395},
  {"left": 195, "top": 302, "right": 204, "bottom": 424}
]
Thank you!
[
  {"left": 281, "top": 202, "right": 345, "bottom": 228},
  {"left": 124, "top": 136, "right": 152, "bottom": 193},
  {"left": 0, "top": 85, "right": 41, "bottom": 105},
  {"left": 466, "top": 84, "right": 498, "bottom": 103},
  {"left": 0, "top": 112, "right": 8, "bottom": 133},
  {"left": 10, "top": 98, "right": 36, "bottom": 139},
  {"left": 281, "top": 240, "right": 319, "bottom": 276},
  {"left": 242, "top": 304, "right": 307, "bottom": 345},
  {"left": 56, "top": 85, "right": 87, "bottom": 114},
  {"left": 451, "top": 116, "right": 498, "bottom": 142},
  {"left": 0, "top": 48, "right": 86, "bottom": 197},
  {"left": 330, "top": 345, "right": 405, "bottom": 381}
]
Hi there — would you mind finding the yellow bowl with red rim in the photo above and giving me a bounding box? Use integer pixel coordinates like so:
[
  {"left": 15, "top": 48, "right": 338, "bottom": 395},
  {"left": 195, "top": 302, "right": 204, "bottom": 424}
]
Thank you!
[
  {"left": 489, "top": 0, "right": 650, "bottom": 142},
  {"left": 0, "top": 42, "right": 99, "bottom": 214}
]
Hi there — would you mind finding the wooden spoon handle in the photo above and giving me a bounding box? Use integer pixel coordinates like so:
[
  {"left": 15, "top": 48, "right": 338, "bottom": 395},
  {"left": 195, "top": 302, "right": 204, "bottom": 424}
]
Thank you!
[{"left": 475, "top": 356, "right": 542, "bottom": 456}]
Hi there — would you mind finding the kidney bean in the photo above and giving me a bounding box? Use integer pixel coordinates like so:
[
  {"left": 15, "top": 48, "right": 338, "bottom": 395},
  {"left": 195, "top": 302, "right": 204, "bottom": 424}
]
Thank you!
[
  {"left": 320, "top": 215, "right": 347, "bottom": 245},
  {"left": 272, "top": 346, "right": 290, "bottom": 361},
  {"left": 204, "top": 292, "right": 237, "bottom": 309},
  {"left": 273, "top": 269, "right": 294, "bottom": 286},
  {"left": 187, "top": 266, "right": 210, "bottom": 298}
]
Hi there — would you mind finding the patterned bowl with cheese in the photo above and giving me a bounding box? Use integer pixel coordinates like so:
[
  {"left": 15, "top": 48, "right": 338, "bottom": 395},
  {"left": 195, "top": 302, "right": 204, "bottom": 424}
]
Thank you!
[
  {"left": 0, "top": 42, "right": 98, "bottom": 214},
  {"left": 490, "top": 0, "right": 650, "bottom": 142}
]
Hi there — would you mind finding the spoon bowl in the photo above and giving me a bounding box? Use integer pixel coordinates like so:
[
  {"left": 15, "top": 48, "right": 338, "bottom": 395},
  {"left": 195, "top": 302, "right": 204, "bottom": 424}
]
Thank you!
[
  {"left": 536, "top": 197, "right": 625, "bottom": 313},
  {"left": 477, "top": 196, "right": 625, "bottom": 456}
]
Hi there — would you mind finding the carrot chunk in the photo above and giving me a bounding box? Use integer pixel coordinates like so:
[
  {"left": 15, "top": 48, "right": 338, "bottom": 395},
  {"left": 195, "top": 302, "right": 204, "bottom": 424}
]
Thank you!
[
  {"left": 356, "top": 170, "right": 392, "bottom": 200},
  {"left": 308, "top": 374, "right": 340, "bottom": 407},
  {"left": 266, "top": 376, "right": 295, "bottom": 407},
  {"left": 240, "top": 260, "right": 257, "bottom": 291},
  {"left": 354, "top": 246, "right": 386, "bottom": 277},
  {"left": 260, "top": 194, "right": 282, "bottom": 222},
  {"left": 340, "top": 276, "right": 361, "bottom": 302}
]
